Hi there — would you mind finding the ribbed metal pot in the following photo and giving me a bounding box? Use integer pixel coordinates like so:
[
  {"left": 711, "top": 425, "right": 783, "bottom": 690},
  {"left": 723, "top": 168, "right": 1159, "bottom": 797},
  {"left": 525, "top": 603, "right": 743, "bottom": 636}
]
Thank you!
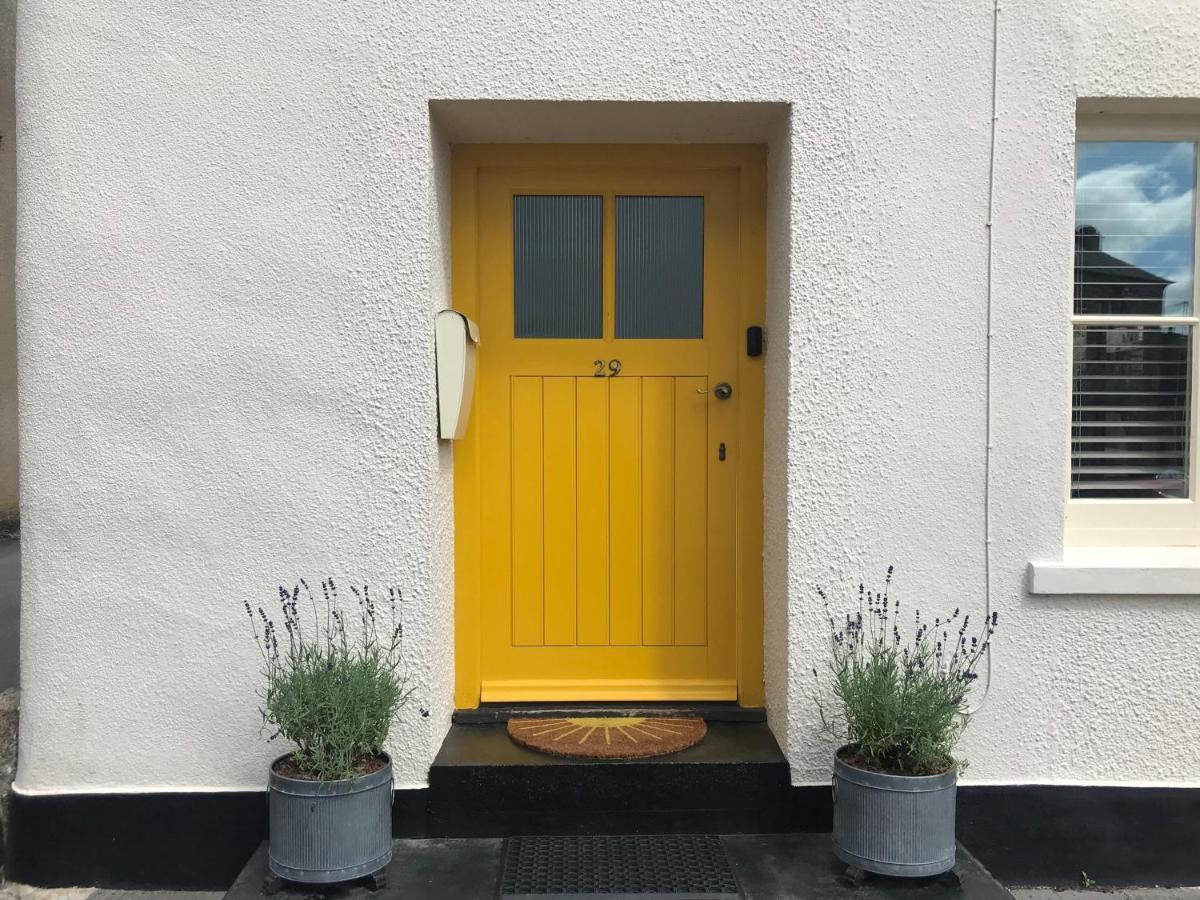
[
  {"left": 268, "top": 754, "right": 393, "bottom": 884},
  {"left": 831, "top": 749, "right": 957, "bottom": 877}
]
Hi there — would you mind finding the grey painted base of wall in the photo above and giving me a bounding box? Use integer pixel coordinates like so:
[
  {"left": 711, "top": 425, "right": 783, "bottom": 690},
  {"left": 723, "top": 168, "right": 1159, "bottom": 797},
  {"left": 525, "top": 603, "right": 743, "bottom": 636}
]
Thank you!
[{"left": 5, "top": 785, "right": 1199, "bottom": 890}]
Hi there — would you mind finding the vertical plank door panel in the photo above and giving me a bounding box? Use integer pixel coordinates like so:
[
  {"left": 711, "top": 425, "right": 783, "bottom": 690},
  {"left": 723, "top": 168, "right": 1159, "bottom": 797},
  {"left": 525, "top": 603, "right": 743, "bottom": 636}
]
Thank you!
[
  {"left": 641, "top": 377, "right": 675, "bottom": 646},
  {"left": 542, "top": 377, "right": 578, "bottom": 646},
  {"left": 576, "top": 377, "right": 610, "bottom": 646},
  {"left": 609, "top": 377, "right": 643, "bottom": 646},
  {"left": 511, "top": 377, "right": 545, "bottom": 646},
  {"left": 674, "top": 377, "right": 708, "bottom": 646}
]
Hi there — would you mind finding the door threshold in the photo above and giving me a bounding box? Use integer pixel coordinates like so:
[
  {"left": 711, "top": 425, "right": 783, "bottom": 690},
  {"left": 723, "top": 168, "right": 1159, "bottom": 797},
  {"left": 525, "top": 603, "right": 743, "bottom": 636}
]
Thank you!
[
  {"left": 453, "top": 701, "right": 766, "bottom": 724},
  {"left": 480, "top": 679, "right": 738, "bottom": 703}
]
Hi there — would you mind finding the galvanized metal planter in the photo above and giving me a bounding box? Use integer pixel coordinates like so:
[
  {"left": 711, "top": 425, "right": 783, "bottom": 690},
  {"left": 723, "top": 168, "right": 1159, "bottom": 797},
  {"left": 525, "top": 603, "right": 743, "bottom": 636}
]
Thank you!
[
  {"left": 268, "top": 754, "right": 393, "bottom": 884},
  {"left": 831, "top": 749, "right": 957, "bottom": 877}
]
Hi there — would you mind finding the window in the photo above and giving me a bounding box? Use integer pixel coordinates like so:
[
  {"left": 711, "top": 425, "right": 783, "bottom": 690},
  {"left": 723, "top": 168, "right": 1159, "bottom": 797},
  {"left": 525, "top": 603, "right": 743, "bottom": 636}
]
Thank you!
[
  {"left": 1068, "top": 128, "right": 1200, "bottom": 547},
  {"left": 513, "top": 193, "right": 708, "bottom": 341},
  {"left": 513, "top": 195, "right": 603, "bottom": 338},
  {"left": 615, "top": 196, "right": 705, "bottom": 339}
]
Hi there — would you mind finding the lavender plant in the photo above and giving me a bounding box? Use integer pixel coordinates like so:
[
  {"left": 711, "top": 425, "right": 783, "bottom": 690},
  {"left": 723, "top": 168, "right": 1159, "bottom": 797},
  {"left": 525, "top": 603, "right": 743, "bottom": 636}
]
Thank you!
[
  {"left": 814, "top": 567, "right": 997, "bottom": 776},
  {"left": 246, "top": 579, "right": 414, "bottom": 781}
]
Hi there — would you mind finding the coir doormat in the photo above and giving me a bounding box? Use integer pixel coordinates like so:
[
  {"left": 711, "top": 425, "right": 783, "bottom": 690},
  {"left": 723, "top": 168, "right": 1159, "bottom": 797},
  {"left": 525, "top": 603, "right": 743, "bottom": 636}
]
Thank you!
[{"left": 507, "top": 715, "right": 706, "bottom": 759}]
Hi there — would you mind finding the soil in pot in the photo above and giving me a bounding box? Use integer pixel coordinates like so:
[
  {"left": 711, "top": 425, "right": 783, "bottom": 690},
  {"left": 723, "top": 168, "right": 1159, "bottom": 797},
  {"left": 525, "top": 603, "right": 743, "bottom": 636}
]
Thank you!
[
  {"left": 271, "top": 753, "right": 389, "bottom": 781},
  {"left": 836, "top": 744, "right": 954, "bottom": 778}
]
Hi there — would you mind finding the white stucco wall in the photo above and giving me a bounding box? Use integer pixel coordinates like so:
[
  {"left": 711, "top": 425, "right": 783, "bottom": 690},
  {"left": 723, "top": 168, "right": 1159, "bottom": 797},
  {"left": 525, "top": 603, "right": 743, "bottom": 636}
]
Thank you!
[
  {"left": 12, "top": 0, "right": 1200, "bottom": 794},
  {"left": 0, "top": 0, "right": 18, "bottom": 520}
]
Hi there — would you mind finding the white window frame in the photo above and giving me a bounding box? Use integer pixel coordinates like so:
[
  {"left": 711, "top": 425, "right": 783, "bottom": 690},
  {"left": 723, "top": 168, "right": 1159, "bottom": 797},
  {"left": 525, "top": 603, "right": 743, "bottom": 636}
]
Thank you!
[{"left": 1067, "top": 117, "right": 1200, "bottom": 548}]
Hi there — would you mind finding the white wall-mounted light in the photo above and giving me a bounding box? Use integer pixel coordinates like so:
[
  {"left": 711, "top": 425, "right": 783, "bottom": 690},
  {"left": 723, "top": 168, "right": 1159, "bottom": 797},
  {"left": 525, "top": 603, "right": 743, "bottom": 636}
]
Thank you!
[{"left": 435, "top": 309, "right": 479, "bottom": 440}]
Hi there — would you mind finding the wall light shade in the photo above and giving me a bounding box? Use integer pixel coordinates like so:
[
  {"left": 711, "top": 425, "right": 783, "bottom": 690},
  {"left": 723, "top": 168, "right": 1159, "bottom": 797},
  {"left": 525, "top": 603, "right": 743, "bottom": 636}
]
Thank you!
[{"left": 435, "top": 309, "right": 479, "bottom": 440}]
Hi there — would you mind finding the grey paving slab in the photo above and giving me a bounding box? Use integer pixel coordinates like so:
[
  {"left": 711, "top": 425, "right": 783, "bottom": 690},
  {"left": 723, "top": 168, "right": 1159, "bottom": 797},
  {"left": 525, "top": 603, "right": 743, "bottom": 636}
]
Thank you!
[
  {"left": 723, "top": 834, "right": 1011, "bottom": 900},
  {"left": 223, "top": 833, "right": 1012, "bottom": 900},
  {"left": 224, "top": 839, "right": 503, "bottom": 899}
]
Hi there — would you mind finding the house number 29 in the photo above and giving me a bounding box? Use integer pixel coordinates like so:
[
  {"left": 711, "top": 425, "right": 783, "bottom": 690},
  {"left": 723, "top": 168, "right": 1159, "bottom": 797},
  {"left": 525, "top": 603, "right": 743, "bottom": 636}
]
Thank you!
[{"left": 593, "top": 359, "right": 622, "bottom": 377}]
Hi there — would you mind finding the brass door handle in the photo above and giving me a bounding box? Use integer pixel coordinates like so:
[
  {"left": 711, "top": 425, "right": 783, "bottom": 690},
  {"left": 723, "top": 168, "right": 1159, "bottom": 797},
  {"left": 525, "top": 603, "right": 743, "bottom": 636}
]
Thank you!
[{"left": 697, "top": 382, "right": 733, "bottom": 400}]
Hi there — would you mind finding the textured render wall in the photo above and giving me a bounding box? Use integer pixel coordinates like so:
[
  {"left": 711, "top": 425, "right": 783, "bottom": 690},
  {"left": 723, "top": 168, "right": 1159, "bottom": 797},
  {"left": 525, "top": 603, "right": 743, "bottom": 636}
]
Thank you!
[
  {"left": 15, "top": 1, "right": 450, "bottom": 790},
  {"left": 761, "top": 110, "right": 794, "bottom": 766},
  {"left": 962, "top": 0, "right": 1200, "bottom": 787},
  {"left": 952, "top": 0, "right": 1077, "bottom": 784},
  {"left": 779, "top": 2, "right": 994, "bottom": 783},
  {"left": 0, "top": 0, "right": 17, "bottom": 519},
  {"left": 1075, "top": 0, "right": 1200, "bottom": 100},
  {"left": 943, "top": 0, "right": 1200, "bottom": 787},
  {"left": 11, "top": 0, "right": 1200, "bottom": 794}
]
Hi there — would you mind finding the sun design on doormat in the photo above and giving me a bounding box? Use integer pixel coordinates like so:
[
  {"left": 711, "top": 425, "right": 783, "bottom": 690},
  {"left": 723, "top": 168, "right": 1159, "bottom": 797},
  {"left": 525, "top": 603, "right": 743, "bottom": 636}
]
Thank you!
[{"left": 507, "top": 716, "right": 707, "bottom": 760}]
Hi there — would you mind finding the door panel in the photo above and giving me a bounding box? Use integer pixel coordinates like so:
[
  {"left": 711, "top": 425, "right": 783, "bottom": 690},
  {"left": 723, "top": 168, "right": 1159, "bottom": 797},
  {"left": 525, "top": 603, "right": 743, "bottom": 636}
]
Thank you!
[
  {"left": 475, "top": 164, "right": 742, "bottom": 700},
  {"left": 510, "top": 377, "right": 544, "bottom": 647},
  {"left": 576, "top": 376, "right": 610, "bottom": 647},
  {"left": 674, "top": 376, "right": 708, "bottom": 646},
  {"left": 608, "top": 375, "right": 643, "bottom": 648},
  {"left": 542, "top": 376, "right": 578, "bottom": 646},
  {"left": 500, "top": 375, "right": 711, "bottom": 650},
  {"left": 641, "top": 377, "right": 675, "bottom": 647}
]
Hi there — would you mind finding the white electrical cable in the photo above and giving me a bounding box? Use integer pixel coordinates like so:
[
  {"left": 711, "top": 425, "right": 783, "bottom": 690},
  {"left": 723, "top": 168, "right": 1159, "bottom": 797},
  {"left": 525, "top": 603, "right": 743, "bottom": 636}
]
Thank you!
[{"left": 968, "top": 0, "right": 1001, "bottom": 715}]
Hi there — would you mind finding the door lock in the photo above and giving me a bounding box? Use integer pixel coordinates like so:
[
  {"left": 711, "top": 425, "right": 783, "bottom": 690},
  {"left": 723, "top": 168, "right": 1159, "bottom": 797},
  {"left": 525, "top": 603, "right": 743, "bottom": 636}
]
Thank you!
[{"left": 697, "top": 382, "right": 733, "bottom": 400}]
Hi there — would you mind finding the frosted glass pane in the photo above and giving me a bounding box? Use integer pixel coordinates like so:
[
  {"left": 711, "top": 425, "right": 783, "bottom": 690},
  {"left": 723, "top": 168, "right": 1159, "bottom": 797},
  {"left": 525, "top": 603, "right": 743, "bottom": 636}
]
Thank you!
[
  {"left": 616, "top": 196, "right": 704, "bottom": 339},
  {"left": 513, "top": 195, "right": 602, "bottom": 338}
]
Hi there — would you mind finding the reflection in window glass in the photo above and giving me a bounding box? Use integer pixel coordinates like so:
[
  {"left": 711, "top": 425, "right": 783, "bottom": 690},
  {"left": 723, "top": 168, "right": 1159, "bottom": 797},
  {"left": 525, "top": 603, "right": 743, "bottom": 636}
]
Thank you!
[
  {"left": 616, "top": 196, "right": 704, "bottom": 339},
  {"left": 1071, "top": 325, "right": 1191, "bottom": 499},
  {"left": 514, "top": 195, "right": 603, "bottom": 338},
  {"left": 1075, "top": 142, "right": 1195, "bottom": 316}
]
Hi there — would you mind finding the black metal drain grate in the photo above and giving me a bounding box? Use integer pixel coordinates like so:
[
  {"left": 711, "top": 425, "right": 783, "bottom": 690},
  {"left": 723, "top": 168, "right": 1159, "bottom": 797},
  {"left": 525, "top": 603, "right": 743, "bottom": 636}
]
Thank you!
[{"left": 500, "top": 833, "right": 741, "bottom": 899}]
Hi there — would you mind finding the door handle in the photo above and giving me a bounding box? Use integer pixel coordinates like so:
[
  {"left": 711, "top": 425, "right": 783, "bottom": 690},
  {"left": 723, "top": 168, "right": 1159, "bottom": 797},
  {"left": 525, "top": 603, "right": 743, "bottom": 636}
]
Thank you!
[{"left": 697, "top": 382, "right": 733, "bottom": 400}]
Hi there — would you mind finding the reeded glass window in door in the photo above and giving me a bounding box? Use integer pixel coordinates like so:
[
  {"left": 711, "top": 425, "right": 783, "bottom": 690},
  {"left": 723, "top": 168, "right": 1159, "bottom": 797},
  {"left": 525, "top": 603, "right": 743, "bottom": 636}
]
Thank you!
[
  {"left": 513, "top": 195, "right": 603, "bottom": 339},
  {"left": 615, "top": 196, "right": 704, "bottom": 339}
]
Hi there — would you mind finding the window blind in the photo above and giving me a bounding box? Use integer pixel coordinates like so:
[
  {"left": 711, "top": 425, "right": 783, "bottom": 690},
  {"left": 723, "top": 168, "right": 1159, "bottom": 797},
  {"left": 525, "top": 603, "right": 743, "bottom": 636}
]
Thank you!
[{"left": 1071, "top": 325, "right": 1191, "bottom": 498}]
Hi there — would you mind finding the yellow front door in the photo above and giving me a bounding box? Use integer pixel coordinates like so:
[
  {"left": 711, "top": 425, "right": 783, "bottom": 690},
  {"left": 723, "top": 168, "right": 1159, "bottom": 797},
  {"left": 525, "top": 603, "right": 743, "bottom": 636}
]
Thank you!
[{"left": 455, "top": 145, "right": 764, "bottom": 704}]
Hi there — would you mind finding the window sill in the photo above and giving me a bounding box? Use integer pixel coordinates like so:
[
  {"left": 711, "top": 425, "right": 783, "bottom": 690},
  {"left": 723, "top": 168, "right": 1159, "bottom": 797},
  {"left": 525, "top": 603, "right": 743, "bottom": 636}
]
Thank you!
[{"left": 1028, "top": 547, "right": 1200, "bottom": 596}]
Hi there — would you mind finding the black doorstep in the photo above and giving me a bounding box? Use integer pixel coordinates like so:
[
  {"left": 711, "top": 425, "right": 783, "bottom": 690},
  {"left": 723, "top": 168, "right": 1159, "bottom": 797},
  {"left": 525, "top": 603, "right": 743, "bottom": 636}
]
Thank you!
[{"left": 427, "top": 722, "right": 799, "bottom": 838}]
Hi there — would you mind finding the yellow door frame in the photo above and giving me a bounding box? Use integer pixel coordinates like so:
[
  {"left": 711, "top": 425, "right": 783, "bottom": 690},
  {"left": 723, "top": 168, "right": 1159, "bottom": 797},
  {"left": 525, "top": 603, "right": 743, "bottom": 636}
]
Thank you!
[{"left": 451, "top": 144, "right": 766, "bottom": 709}]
